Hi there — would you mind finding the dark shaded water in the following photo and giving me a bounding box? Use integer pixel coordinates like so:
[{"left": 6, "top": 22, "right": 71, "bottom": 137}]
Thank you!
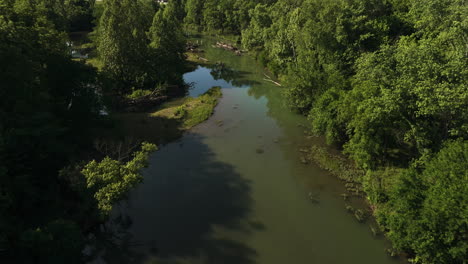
[{"left": 96, "top": 36, "right": 402, "bottom": 264}]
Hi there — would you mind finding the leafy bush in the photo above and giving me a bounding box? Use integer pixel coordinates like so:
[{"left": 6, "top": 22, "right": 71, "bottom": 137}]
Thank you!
[
  {"left": 127, "top": 89, "right": 153, "bottom": 100},
  {"left": 174, "top": 105, "right": 187, "bottom": 117},
  {"left": 376, "top": 140, "right": 468, "bottom": 264}
]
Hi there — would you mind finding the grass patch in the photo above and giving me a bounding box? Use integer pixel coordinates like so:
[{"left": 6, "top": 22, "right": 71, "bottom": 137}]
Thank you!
[
  {"left": 86, "top": 57, "right": 103, "bottom": 70},
  {"left": 126, "top": 89, "right": 153, "bottom": 100},
  {"left": 151, "top": 86, "right": 222, "bottom": 129},
  {"left": 113, "top": 87, "right": 222, "bottom": 145},
  {"left": 185, "top": 52, "right": 202, "bottom": 63}
]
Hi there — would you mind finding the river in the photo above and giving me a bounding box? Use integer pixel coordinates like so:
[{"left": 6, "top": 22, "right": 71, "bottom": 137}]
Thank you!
[{"left": 99, "top": 36, "right": 403, "bottom": 264}]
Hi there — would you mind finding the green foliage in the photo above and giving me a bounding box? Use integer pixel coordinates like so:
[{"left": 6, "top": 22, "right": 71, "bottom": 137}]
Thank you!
[
  {"left": 149, "top": 1, "right": 186, "bottom": 85},
  {"left": 362, "top": 167, "right": 402, "bottom": 204},
  {"left": 65, "top": 0, "right": 96, "bottom": 31},
  {"left": 343, "top": 19, "right": 467, "bottom": 168},
  {"left": 184, "top": 0, "right": 260, "bottom": 34},
  {"left": 127, "top": 89, "right": 153, "bottom": 100},
  {"left": 185, "top": 0, "right": 204, "bottom": 29},
  {"left": 95, "top": 0, "right": 185, "bottom": 94},
  {"left": 377, "top": 140, "right": 468, "bottom": 263},
  {"left": 97, "top": 0, "right": 153, "bottom": 92},
  {"left": 183, "top": 86, "right": 222, "bottom": 128},
  {"left": 0, "top": 1, "right": 109, "bottom": 262},
  {"left": 82, "top": 142, "right": 157, "bottom": 215},
  {"left": 241, "top": 4, "right": 271, "bottom": 49},
  {"left": 174, "top": 105, "right": 187, "bottom": 117}
]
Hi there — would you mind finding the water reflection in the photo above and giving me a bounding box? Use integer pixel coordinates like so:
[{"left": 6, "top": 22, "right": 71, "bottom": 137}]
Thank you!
[{"left": 183, "top": 64, "right": 258, "bottom": 98}]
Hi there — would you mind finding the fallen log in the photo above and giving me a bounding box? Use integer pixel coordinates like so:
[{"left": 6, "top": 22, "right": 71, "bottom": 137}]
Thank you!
[
  {"left": 263, "top": 78, "right": 282, "bottom": 86},
  {"left": 262, "top": 73, "right": 282, "bottom": 86},
  {"left": 215, "top": 41, "right": 243, "bottom": 55}
]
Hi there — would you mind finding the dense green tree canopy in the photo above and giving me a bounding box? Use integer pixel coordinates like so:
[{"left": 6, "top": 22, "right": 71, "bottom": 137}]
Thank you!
[
  {"left": 0, "top": 0, "right": 101, "bottom": 261},
  {"left": 97, "top": 0, "right": 152, "bottom": 92},
  {"left": 149, "top": 0, "right": 186, "bottom": 85},
  {"left": 378, "top": 140, "right": 468, "bottom": 263},
  {"left": 96, "top": 0, "right": 186, "bottom": 93},
  {"left": 0, "top": 0, "right": 158, "bottom": 262}
]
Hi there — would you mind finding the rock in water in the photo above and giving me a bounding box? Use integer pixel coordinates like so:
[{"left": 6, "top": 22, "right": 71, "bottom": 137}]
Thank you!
[{"left": 308, "top": 192, "right": 320, "bottom": 204}]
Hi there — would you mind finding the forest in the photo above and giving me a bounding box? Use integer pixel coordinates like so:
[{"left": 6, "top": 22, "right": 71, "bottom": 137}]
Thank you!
[
  {"left": 1, "top": 0, "right": 467, "bottom": 263},
  {"left": 0, "top": 0, "right": 184, "bottom": 262}
]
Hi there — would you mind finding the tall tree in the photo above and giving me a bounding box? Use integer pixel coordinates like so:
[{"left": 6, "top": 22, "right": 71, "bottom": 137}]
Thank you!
[
  {"left": 97, "top": 0, "right": 151, "bottom": 93},
  {"left": 149, "top": 1, "right": 186, "bottom": 85},
  {"left": 378, "top": 139, "right": 468, "bottom": 264},
  {"left": 184, "top": 0, "right": 204, "bottom": 29}
]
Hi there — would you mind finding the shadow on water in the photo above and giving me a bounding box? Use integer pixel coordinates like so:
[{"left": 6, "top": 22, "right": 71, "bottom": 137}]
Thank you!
[
  {"left": 113, "top": 112, "right": 184, "bottom": 146},
  {"left": 96, "top": 134, "right": 259, "bottom": 264}
]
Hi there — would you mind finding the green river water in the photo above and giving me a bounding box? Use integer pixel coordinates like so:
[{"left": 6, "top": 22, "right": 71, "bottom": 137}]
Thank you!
[{"left": 100, "top": 36, "right": 404, "bottom": 264}]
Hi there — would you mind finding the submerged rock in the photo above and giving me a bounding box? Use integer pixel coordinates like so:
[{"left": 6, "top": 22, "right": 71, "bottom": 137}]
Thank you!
[
  {"left": 386, "top": 248, "right": 398, "bottom": 257},
  {"left": 354, "top": 209, "right": 367, "bottom": 223},
  {"left": 340, "top": 193, "right": 349, "bottom": 201},
  {"left": 299, "top": 147, "right": 310, "bottom": 153},
  {"left": 308, "top": 192, "right": 320, "bottom": 204},
  {"left": 345, "top": 204, "right": 354, "bottom": 213},
  {"left": 370, "top": 224, "right": 380, "bottom": 237}
]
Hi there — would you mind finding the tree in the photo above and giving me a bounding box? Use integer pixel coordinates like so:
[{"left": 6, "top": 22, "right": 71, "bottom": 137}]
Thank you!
[
  {"left": 184, "top": 0, "right": 204, "bottom": 29},
  {"left": 202, "top": 0, "right": 225, "bottom": 32},
  {"left": 378, "top": 140, "right": 468, "bottom": 263},
  {"left": 97, "top": 0, "right": 152, "bottom": 93},
  {"left": 149, "top": 2, "right": 186, "bottom": 85},
  {"left": 82, "top": 142, "right": 157, "bottom": 215},
  {"left": 241, "top": 4, "right": 271, "bottom": 49}
]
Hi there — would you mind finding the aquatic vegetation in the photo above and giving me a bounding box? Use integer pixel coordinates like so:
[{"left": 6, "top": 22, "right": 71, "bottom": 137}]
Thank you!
[{"left": 307, "top": 146, "right": 365, "bottom": 195}]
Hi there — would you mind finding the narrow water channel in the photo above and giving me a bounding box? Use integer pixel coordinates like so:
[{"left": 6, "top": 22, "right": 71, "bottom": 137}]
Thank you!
[{"left": 103, "top": 36, "right": 402, "bottom": 264}]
